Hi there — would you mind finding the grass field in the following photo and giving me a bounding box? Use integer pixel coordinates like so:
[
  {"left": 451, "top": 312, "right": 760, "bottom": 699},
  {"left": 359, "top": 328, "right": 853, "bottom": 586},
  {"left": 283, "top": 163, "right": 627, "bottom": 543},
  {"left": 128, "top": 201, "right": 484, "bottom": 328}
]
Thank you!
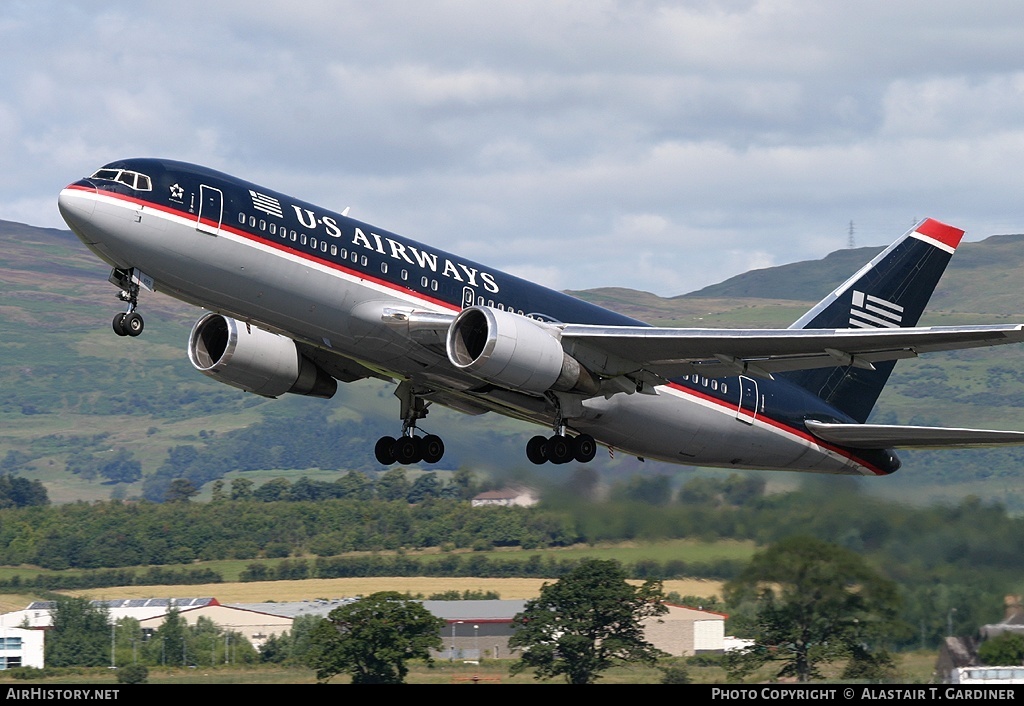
[{"left": 0, "top": 651, "right": 942, "bottom": 685}]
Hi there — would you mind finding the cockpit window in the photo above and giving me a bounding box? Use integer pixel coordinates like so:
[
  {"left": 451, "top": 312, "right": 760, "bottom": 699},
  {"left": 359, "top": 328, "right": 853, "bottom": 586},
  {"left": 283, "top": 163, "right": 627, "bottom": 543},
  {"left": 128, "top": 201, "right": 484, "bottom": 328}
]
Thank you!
[{"left": 90, "top": 168, "right": 152, "bottom": 192}]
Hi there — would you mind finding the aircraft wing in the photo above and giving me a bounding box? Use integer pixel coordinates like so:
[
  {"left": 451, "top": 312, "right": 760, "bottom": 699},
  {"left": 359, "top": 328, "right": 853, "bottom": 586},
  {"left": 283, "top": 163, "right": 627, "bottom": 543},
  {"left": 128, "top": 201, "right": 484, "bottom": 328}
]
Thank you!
[
  {"left": 804, "top": 420, "right": 1024, "bottom": 449},
  {"left": 558, "top": 323, "right": 1024, "bottom": 380}
]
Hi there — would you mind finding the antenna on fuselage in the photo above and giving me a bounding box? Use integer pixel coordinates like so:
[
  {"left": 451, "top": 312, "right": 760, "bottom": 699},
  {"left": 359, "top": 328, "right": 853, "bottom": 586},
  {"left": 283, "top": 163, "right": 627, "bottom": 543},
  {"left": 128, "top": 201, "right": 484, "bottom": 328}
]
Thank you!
[{"left": 341, "top": 207, "right": 351, "bottom": 217}]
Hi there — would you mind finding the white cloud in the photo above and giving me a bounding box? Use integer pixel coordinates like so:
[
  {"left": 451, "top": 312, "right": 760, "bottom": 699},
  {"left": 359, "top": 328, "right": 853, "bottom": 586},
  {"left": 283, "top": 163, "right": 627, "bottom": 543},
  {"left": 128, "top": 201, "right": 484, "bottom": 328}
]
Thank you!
[{"left": 5, "top": 1, "right": 1024, "bottom": 293}]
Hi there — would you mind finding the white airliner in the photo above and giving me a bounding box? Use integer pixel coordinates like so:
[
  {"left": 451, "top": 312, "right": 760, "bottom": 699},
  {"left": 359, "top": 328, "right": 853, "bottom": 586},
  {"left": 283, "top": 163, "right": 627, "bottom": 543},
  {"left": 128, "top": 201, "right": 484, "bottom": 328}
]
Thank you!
[{"left": 57, "top": 159, "right": 1024, "bottom": 476}]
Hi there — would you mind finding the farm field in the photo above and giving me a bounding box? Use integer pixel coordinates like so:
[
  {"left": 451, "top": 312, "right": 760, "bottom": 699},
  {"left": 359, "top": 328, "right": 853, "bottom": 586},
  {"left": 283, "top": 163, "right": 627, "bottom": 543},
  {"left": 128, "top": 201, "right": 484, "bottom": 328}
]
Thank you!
[{"left": 62, "top": 575, "right": 725, "bottom": 604}]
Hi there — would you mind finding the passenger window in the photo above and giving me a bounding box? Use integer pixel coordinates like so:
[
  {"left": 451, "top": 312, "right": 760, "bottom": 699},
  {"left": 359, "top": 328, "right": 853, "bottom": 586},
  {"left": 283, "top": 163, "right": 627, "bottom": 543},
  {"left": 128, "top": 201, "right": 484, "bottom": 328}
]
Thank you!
[{"left": 330, "top": 244, "right": 337, "bottom": 256}]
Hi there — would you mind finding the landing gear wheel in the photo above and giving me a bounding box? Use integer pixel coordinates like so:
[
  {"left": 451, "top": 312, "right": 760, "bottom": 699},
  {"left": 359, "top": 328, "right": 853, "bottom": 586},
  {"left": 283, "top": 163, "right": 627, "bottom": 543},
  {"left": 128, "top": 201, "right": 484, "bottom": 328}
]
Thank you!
[
  {"left": 546, "top": 435, "right": 575, "bottom": 465},
  {"left": 573, "top": 434, "right": 597, "bottom": 463},
  {"left": 122, "top": 312, "right": 144, "bottom": 337},
  {"left": 374, "top": 436, "right": 397, "bottom": 465},
  {"left": 526, "top": 435, "right": 549, "bottom": 465},
  {"left": 394, "top": 436, "right": 422, "bottom": 465},
  {"left": 421, "top": 434, "right": 445, "bottom": 464},
  {"left": 112, "top": 313, "right": 128, "bottom": 337}
]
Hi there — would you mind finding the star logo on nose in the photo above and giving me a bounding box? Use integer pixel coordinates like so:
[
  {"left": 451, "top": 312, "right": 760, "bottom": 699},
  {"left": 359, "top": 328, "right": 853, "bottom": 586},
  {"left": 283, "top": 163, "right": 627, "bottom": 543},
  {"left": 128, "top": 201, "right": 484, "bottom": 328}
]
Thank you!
[{"left": 169, "top": 183, "right": 184, "bottom": 200}]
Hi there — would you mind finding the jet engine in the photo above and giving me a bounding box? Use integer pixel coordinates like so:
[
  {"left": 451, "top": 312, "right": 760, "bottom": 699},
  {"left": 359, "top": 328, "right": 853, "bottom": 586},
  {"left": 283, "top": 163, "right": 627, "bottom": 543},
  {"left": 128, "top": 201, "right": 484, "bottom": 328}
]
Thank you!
[
  {"left": 446, "top": 306, "right": 598, "bottom": 395},
  {"left": 187, "top": 313, "right": 337, "bottom": 399}
]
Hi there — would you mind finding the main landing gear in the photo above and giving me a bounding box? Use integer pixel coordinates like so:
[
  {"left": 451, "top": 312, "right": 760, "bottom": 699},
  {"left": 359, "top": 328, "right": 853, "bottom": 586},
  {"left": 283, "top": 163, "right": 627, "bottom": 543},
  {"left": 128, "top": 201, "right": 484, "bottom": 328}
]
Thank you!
[
  {"left": 109, "top": 268, "right": 145, "bottom": 337},
  {"left": 526, "top": 430, "right": 597, "bottom": 465},
  {"left": 374, "top": 382, "right": 446, "bottom": 466}
]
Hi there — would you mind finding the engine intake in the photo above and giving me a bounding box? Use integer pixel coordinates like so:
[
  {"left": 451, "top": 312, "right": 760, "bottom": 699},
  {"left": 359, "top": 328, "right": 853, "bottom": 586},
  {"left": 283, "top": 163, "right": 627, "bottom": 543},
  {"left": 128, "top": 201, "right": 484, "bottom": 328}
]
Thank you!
[
  {"left": 446, "top": 306, "right": 598, "bottom": 395},
  {"left": 188, "top": 314, "right": 337, "bottom": 399}
]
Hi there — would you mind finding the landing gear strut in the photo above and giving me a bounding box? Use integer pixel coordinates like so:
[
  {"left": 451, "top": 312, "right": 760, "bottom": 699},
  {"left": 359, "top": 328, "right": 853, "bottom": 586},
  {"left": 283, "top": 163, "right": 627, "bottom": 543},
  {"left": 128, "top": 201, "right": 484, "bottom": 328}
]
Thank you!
[
  {"left": 109, "top": 268, "right": 145, "bottom": 337},
  {"left": 374, "top": 382, "right": 446, "bottom": 466}
]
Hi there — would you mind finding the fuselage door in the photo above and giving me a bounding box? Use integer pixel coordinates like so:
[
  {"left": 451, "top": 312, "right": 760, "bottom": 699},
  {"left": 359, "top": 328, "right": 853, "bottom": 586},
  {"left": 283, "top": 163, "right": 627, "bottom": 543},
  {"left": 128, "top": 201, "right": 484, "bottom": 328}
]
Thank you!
[
  {"left": 197, "top": 185, "right": 223, "bottom": 236},
  {"left": 736, "top": 375, "right": 759, "bottom": 425}
]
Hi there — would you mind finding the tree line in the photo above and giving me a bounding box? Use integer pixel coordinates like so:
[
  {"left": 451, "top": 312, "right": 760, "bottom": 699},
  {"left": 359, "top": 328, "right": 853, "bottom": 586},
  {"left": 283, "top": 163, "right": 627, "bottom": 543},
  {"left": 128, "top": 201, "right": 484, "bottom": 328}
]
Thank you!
[{"left": 0, "top": 476, "right": 1020, "bottom": 650}]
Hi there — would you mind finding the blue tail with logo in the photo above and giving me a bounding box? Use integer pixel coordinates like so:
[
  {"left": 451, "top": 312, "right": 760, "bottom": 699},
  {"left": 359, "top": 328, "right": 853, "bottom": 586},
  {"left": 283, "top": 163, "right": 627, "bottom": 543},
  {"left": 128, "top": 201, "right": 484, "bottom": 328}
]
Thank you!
[{"left": 781, "top": 218, "right": 964, "bottom": 422}]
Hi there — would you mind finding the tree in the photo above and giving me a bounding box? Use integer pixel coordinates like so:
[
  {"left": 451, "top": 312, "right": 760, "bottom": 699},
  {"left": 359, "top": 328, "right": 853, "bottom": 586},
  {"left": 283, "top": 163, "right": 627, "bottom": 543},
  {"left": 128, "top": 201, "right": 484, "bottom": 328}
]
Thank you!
[
  {"left": 45, "top": 597, "right": 110, "bottom": 667},
  {"left": 611, "top": 475, "right": 672, "bottom": 505},
  {"left": 149, "top": 606, "right": 187, "bottom": 666},
  {"left": 230, "top": 477, "right": 254, "bottom": 500},
  {"left": 99, "top": 448, "right": 142, "bottom": 484},
  {"left": 406, "top": 472, "right": 441, "bottom": 503},
  {"left": 979, "top": 632, "right": 1024, "bottom": 666},
  {"left": 509, "top": 559, "right": 668, "bottom": 684},
  {"left": 375, "top": 468, "right": 410, "bottom": 501},
  {"left": 307, "top": 591, "right": 445, "bottom": 683},
  {"left": 723, "top": 536, "right": 901, "bottom": 682},
  {"left": 164, "top": 478, "right": 198, "bottom": 503}
]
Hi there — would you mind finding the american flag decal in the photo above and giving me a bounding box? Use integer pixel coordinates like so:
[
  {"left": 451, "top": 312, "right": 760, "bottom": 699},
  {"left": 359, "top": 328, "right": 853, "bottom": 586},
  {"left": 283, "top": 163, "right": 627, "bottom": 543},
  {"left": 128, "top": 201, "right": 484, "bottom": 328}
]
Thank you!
[
  {"left": 850, "top": 290, "right": 903, "bottom": 328},
  {"left": 249, "top": 190, "right": 283, "bottom": 218}
]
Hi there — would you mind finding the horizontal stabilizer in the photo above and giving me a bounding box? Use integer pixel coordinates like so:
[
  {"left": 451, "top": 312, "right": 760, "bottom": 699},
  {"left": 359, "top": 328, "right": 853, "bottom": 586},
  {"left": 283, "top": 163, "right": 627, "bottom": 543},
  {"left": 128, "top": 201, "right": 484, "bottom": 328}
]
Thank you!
[{"left": 805, "top": 419, "right": 1024, "bottom": 449}]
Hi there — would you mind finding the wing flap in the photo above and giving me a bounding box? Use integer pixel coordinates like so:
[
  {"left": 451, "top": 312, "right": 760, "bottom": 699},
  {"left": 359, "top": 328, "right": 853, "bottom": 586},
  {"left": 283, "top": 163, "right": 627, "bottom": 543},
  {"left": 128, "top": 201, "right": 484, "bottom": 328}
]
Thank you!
[{"left": 805, "top": 419, "right": 1024, "bottom": 449}]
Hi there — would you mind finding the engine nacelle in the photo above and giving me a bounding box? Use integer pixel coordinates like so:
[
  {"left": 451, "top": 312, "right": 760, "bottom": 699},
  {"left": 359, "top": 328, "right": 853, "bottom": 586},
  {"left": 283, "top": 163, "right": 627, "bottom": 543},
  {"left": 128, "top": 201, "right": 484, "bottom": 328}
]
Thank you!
[
  {"left": 187, "top": 313, "right": 337, "bottom": 399},
  {"left": 446, "top": 306, "right": 598, "bottom": 395}
]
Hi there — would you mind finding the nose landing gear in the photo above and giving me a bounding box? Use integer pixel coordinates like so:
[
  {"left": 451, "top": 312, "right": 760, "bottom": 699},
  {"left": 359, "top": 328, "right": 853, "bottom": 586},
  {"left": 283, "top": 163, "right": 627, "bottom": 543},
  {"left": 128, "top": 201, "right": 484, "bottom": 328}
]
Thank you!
[{"left": 109, "top": 268, "right": 147, "bottom": 337}]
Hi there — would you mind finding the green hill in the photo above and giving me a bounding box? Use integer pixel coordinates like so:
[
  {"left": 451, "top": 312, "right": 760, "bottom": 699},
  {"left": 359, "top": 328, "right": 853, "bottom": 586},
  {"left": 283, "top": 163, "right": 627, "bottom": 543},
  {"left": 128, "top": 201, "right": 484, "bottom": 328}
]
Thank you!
[{"left": 4, "top": 220, "right": 1024, "bottom": 509}]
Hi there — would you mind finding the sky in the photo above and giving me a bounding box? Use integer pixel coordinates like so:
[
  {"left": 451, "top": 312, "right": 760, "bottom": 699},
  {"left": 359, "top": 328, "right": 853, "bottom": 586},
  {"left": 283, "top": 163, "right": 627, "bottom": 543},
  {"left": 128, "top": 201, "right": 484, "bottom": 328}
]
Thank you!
[{"left": 5, "top": 0, "right": 1024, "bottom": 296}]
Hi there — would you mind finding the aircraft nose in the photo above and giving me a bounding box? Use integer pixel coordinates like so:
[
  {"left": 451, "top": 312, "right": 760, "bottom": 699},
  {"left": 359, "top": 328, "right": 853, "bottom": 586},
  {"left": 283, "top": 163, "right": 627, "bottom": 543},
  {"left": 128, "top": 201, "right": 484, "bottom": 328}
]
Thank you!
[{"left": 58, "top": 182, "right": 97, "bottom": 237}]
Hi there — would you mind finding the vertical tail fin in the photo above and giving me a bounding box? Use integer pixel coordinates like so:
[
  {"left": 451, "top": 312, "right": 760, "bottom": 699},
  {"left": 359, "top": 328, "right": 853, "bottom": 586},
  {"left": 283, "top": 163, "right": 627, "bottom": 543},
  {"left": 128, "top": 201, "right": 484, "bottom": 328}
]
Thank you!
[{"left": 782, "top": 218, "right": 965, "bottom": 422}]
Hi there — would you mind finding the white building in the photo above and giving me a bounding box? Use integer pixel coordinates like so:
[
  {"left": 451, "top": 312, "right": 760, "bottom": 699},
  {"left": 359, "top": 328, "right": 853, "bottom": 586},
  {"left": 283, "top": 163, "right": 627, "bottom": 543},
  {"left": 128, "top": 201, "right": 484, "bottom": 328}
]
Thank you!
[
  {"left": 0, "top": 628, "right": 44, "bottom": 669},
  {"left": 471, "top": 487, "right": 538, "bottom": 507}
]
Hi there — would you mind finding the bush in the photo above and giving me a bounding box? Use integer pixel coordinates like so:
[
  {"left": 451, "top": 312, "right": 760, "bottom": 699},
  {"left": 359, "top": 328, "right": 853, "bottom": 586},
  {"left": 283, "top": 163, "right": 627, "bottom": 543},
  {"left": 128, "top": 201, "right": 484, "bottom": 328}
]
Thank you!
[
  {"left": 116, "top": 663, "right": 148, "bottom": 684},
  {"left": 660, "top": 663, "right": 692, "bottom": 684}
]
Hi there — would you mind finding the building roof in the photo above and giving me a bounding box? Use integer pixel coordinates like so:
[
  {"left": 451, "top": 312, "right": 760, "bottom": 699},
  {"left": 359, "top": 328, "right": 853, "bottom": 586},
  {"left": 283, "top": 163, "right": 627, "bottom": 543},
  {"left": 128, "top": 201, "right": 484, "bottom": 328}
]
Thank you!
[
  {"left": 226, "top": 599, "right": 355, "bottom": 620},
  {"left": 422, "top": 600, "right": 528, "bottom": 622}
]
